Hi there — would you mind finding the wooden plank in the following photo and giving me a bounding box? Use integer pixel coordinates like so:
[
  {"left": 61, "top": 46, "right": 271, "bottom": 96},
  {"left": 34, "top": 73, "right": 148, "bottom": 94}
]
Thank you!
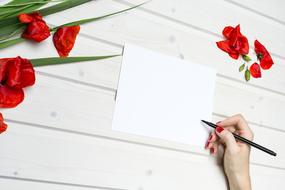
[
  {"left": 2, "top": 22, "right": 285, "bottom": 134},
  {"left": 1, "top": 123, "right": 285, "bottom": 189},
  {"left": 0, "top": 1, "right": 284, "bottom": 189},
  {"left": 0, "top": 123, "right": 227, "bottom": 189},
  {"left": 1, "top": 34, "right": 122, "bottom": 89},
  {"left": 41, "top": 0, "right": 285, "bottom": 95},
  {"left": 1, "top": 74, "right": 284, "bottom": 169},
  {"left": 0, "top": 178, "right": 110, "bottom": 190},
  {"left": 41, "top": 0, "right": 285, "bottom": 132},
  {"left": 118, "top": 0, "right": 285, "bottom": 59},
  {"left": 1, "top": 0, "right": 285, "bottom": 131},
  {"left": 227, "top": 0, "right": 285, "bottom": 24}
]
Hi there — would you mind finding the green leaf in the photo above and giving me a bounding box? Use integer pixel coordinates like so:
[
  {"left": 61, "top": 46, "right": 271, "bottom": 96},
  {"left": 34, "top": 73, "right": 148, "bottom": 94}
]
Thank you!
[
  {"left": 0, "top": 0, "right": 92, "bottom": 43},
  {"left": 0, "top": 0, "right": 56, "bottom": 8},
  {"left": 0, "top": 0, "right": 54, "bottom": 38},
  {"left": 0, "top": 37, "right": 25, "bottom": 49},
  {"left": 51, "top": 2, "right": 147, "bottom": 30},
  {"left": 242, "top": 54, "right": 251, "bottom": 62},
  {"left": 30, "top": 54, "right": 120, "bottom": 67},
  {"left": 0, "top": 2, "right": 146, "bottom": 49},
  {"left": 0, "top": 24, "right": 24, "bottom": 41},
  {"left": 0, "top": 0, "right": 92, "bottom": 28},
  {"left": 239, "top": 63, "right": 245, "bottom": 72},
  {"left": 0, "top": 0, "right": 51, "bottom": 19},
  {"left": 245, "top": 67, "right": 250, "bottom": 82}
]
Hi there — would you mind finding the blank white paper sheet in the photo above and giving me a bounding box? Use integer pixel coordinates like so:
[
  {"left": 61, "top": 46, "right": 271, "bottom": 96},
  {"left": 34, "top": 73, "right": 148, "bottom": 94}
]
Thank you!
[{"left": 112, "top": 43, "right": 217, "bottom": 147}]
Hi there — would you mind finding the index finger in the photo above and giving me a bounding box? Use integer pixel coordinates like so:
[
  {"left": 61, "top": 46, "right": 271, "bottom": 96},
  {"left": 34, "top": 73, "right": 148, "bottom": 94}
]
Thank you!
[{"left": 217, "top": 114, "right": 253, "bottom": 139}]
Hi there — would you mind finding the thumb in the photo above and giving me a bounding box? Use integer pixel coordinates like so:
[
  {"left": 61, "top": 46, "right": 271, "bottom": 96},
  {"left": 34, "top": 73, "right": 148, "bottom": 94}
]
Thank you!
[{"left": 215, "top": 126, "right": 238, "bottom": 150}]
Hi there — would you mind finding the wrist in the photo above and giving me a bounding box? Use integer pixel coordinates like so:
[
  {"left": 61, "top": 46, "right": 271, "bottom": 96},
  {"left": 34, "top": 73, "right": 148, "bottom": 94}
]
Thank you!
[{"left": 227, "top": 173, "right": 251, "bottom": 190}]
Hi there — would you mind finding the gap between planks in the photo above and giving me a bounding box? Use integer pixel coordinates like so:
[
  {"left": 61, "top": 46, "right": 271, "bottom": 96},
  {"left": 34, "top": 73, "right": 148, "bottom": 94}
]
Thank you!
[
  {"left": 224, "top": 0, "right": 285, "bottom": 27},
  {"left": 34, "top": 27, "right": 285, "bottom": 98},
  {"left": 44, "top": 2, "right": 285, "bottom": 97},
  {"left": 34, "top": 70, "right": 285, "bottom": 134},
  {"left": 5, "top": 118, "right": 285, "bottom": 171},
  {"left": 0, "top": 175, "right": 127, "bottom": 190},
  {"left": 112, "top": 0, "right": 285, "bottom": 61}
]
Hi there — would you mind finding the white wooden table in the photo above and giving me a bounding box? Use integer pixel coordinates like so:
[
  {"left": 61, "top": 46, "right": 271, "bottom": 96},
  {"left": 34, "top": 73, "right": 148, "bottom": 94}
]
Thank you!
[{"left": 1, "top": 0, "right": 285, "bottom": 189}]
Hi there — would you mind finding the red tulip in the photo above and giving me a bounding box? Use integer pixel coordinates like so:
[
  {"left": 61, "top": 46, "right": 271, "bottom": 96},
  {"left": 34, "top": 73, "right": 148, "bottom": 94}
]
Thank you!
[
  {"left": 216, "top": 25, "right": 249, "bottom": 59},
  {"left": 254, "top": 40, "right": 274, "bottom": 70},
  {"left": 0, "top": 113, "right": 8, "bottom": 134},
  {"left": 0, "top": 56, "right": 35, "bottom": 108},
  {"left": 53, "top": 26, "right": 80, "bottom": 57},
  {"left": 249, "top": 63, "right": 262, "bottom": 78},
  {"left": 18, "top": 12, "right": 43, "bottom": 23},
  {"left": 18, "top": 12, "right": 50, "bottom": 42}
]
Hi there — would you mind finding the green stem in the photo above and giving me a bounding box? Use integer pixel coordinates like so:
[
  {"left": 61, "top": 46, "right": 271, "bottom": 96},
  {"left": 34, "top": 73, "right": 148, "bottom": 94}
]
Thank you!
[
  {"left": 0, "top": 37, "right": 25, "bottom": 49},
  {"left": 0, "top": 3, "right": 146, "bottom": 49},
  {"left": 0, "top": 0, "right": 52, "bottom": 20},
  {"left": 0, "top": 0, "right": 63, "bottom": 8},
  {"left": 0, "top": 26, "right": 24, "bottom": 41},
  {"left": 51, "top": 2, "right": 147, "bottom": 31},
  {"left": 30, "top": 54, "right": 121, "bottom": 67},
  {"left": 0, "top": 0, "right": 92, "bottom": 28}
]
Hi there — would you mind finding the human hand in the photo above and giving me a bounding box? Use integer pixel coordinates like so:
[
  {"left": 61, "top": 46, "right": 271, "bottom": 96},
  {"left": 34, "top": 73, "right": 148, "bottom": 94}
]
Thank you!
[{"left": 205, "top": 114, "right": 253, "bottom": 190}]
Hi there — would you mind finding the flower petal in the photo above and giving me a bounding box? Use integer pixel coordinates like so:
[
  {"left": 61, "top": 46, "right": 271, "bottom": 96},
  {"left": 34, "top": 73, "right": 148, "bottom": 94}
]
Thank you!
[
  {"left": 239, "top": 35, "right": 249, "bottom": 55},
  {"left": 0, "top": 85, "right": 24, "bottom": 108},
  {"left": 216, "top": 40, "right": 239, "bottom": 59},
  {"left": 0, "top": 58, "right": 11, "bottom": 82},
  {"left": 18, "top": 12, "right": 43, "bottom": 23},
  {"left": 260, "top": 54, "right": 274, "bottom": 70},
  {"left": 6, "top": 56, "right": 35, "bottom": 89},
  {"left": 21, "top": 20, "right": 51, "bottom": 42},
  {"left": 222, "top": 26, "right": 234, "bottom": 38},
  {"left": 0, "top": 112, "right": 8, "bottom": 134},
  {"left": 254, "top": 40, "right": 267, "bottom": 56},
  {"left": 249, "top": 63, "right": 262, "bottom": 78},
  {"left": 53, "top": 26, "right": 80, "bottom": 57},
  {"left": 254, "top": 40, "right": 274, "bottom": 70},
  {"left": 20, "top": 58, "right": 36, "bottom": 88}
]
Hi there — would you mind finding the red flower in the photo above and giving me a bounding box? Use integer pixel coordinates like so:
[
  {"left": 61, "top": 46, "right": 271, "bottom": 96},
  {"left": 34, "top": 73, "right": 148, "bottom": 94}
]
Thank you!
[
  {"left": 53, "top": 26, "right": 80, "bottom": 57},
  {"left": 254, "top": 40, "right": 274, "bottom": 70},
  {"left": 0, "top": 113, "right": 8, "bottom": 134},
  {"left": 216, "top": 25, "right": 249, "bottom": 59},
  {"left": 249, "top": 63, "right": 261, "bottom": 78},
  {"left": 0, "top": 56, "right": 35, "bottom": 108},
  {"left": 18, "top": 12, "right": 42, "bottom": 23},
  {"left": 18, "top": 12, "right": 50, "bottom": 42}
]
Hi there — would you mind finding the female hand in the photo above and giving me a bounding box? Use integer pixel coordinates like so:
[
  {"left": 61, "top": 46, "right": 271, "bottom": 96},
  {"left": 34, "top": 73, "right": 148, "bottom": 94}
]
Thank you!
[{"left": 205, "top": 114, "right": 253, "bottom": 190}]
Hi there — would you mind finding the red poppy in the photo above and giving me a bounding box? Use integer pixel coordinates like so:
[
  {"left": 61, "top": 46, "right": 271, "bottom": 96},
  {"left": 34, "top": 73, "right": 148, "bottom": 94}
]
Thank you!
[
  {"left": 18, "top": 12, "right": 50, "bottom": 42},
  {"left": 0, "top": 56, "right": 35, "bottom": 108},
  {"left": 0, "top": 113, "right": 8, "bottom": 134},
  {"left": 249, "top": 63, "right": 262, "bottom": 78},
  {"left": 254, "top": 40, "right": 274, "bottom": 70},
  {"left": 53, "top": 26, "right": 80, "bottom": 57},
  {"left": 216, "top": 25, "right": 249, "bottom": 59}
]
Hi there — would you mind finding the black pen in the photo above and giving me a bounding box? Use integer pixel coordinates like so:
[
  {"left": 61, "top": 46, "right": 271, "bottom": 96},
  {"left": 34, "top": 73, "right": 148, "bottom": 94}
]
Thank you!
[{"left": 201, "top": 120, "right": 277, "bottom": 156}]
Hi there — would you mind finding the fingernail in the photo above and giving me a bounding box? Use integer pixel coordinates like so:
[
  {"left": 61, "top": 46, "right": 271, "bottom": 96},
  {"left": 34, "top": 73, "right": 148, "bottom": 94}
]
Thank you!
[
  {"left": 205, "top": 141, "right": 210, "bottom": 148},
  {"left": 216, "top": 126, "right": 224, "bottom": 133},
  {"left": 208, "top": 134, "right": 213, "bottom": 141},
  {"left": 210, "top": 147, "right": 215, "bottom": 154}
]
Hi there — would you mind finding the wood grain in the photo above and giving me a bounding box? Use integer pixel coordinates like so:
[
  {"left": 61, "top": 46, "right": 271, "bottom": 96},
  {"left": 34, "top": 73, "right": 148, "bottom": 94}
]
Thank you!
[{"left": 0, "top": 0, "right": 284, "bottom": 189}]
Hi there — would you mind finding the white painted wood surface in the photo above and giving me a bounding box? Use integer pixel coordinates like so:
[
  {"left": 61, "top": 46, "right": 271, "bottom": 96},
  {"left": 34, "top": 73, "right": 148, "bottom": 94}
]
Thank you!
[{"left": 1, "top": 0, "right": 285, "bottom": 189}]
